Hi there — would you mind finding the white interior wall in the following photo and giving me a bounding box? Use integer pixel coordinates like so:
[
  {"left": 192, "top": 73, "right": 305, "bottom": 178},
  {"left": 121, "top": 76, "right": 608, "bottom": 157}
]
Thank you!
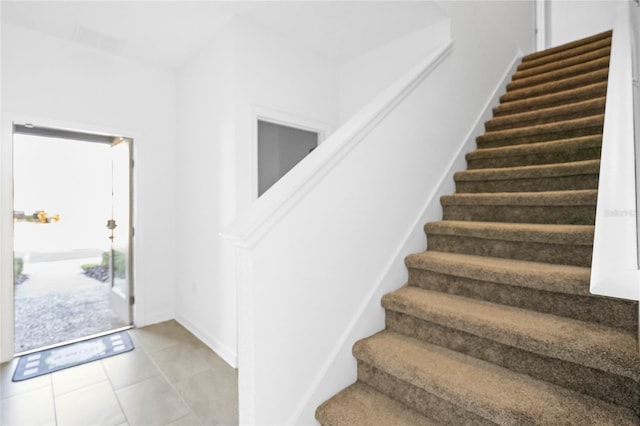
[
  {"left": 175, "top": 17, "right": 341, "bottom": 367},
  {"left": 547, "top": 0, "right": 623, "bottom": 47},
  {"left": 338, "top": 19, "right": 450, "bottom": 124},
  {"left": 0, "top": 23, "right": 178, "bottom": 360},
  {"left": 175, "top": 24, "right": 239, "bottom": 366},
  {"left": 233, "top": 18, "right": 340, "bottom": 213}
]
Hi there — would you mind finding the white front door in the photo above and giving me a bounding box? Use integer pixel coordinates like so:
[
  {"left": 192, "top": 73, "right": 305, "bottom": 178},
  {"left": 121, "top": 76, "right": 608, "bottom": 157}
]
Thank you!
[{"left": 108, "top": 137, "right": 133, "bottom": 324}]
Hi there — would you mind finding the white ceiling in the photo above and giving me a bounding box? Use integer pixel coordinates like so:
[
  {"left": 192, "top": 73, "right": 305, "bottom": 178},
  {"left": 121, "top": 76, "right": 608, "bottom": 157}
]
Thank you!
[{"left": 1, "top": 1, "right": 446, "bottom": 70}]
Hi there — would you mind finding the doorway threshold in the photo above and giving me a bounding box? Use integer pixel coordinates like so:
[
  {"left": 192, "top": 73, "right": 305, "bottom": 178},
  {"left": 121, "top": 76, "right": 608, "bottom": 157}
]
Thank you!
[{"left": 14, "top": 324, "right": 134, "bottom": 358}]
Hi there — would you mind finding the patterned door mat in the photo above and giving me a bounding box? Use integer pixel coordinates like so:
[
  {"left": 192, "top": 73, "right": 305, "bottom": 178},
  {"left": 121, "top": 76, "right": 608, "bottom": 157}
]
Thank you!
[{"left": 12, "top": 331, "right": 134, "bottom": 381}]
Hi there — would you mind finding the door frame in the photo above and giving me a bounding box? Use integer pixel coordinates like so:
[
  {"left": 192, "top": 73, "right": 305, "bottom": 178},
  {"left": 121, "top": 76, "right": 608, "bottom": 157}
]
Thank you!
[
  {"left": 107, "top": 135, "right": 134, "bottom": 325},
  {"left": 0, "top": 114, "right": 138, "bottom": 362},
  {"left": 535, "top": 0, "right": 548, "bottom": 52}
]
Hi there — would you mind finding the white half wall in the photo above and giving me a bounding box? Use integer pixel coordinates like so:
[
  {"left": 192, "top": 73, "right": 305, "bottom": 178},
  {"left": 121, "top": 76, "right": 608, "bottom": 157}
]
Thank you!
[{"left": 1, "top": 23, "right": 178, "bottom": 360}]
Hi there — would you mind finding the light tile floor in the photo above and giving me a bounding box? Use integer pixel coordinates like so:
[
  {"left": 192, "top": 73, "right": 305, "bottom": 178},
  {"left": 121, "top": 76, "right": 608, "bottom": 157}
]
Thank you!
[{"left": 0, "top": 320, "right": 238, "bottom": 426}]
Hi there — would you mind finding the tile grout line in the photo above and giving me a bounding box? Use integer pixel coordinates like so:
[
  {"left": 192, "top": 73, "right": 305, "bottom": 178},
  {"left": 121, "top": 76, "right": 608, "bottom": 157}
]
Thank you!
[
  {"left": 99, "top": 359, "right": 130, "bottom": 426},
  {"left": 49, "top": 374, "right": 59, "bottom": 426},
  {"left": 126, "top": 330, "right": 205, "bottom": 425}
]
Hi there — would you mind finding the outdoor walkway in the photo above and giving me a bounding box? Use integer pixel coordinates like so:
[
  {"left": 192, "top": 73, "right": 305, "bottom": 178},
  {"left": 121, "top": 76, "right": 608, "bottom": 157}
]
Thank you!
[{"left": 14, "top": 256, "right": 128, "bottom": 353}]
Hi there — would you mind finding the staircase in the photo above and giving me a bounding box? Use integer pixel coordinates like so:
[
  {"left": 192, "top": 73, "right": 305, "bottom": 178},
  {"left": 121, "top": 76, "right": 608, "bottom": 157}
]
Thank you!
[{"left": 316, "top": 31, "right": 640, "bottom": 425}]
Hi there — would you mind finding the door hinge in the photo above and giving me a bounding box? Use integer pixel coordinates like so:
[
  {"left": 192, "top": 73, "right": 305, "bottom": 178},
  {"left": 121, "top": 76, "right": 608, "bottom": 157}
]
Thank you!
[
  {"left": 131, "top": 227, "right": 135, "bottom": 237},
  {"left": 129, "top": 295, "right": 135, "bottom": 305},
  {"left": 131, "top": 159, "right": 135, "bottom": 167}
]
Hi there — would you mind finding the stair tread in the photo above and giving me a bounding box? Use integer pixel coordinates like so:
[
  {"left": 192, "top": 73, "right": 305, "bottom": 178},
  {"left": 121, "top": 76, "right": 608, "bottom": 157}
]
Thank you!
[
  {"left": 381, "top": 288, "right": 640, "bottom": 380},
  {"left": 500, "top": 68, "right": 608, "bottom": 102},
  {"left": 495, "top": 82, "right": 608, "bottom": 116},
  {"left": 520, "top": 31, "right": 612, "bottom": 68},
  {"left": 425, "top": 220, "right": 594, "bottom": 245},
  {"left": 405, "top": 250, "right": 591, "bottom": 296},
  {"left": 441, "top": 189, "right": 597, "bottom": 206},
  {"left": 478, "top": 115, "right": 604, "bottom": 143},
  {"left": 455, "top": 159, "right": 600, "bottom": 181},
  {"left": 355, "top": 331, "right": 638, "bottom": 425},
  {"left": 508, "top": 56, "right": 610, "bottom": 90},
  {"left": 316, "top": 382, "right": 437, "bottom": 426},
  {"left": 467, "top": 135, "right": 601, "bottom": 160},
  {"left": 513, "top": 45, "right": 611, "bottom": 80}
]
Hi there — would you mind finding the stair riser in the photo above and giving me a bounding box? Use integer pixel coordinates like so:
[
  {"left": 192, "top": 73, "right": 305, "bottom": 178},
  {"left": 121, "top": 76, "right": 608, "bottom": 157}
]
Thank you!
[
  {"left": 455, "top": 174, "right": 599, "bottom": 193},
  {"left": 477, "top": 125, "right": 603, "bottom": 149},
  {"left": 425, "top": 234, "right": 592, "bottom": 266},
  {"left": 315, "top": 383, "right": 441, "bottom": 426},
  {"left": 485, "top": 105, "right": 605, "bottom": 132},
  {"left": 442, "top": 204, "right": 595, "bottom": 225},
  {"left": 508, "top": 60, "right": 609, "bottom": 92},
  {"left": 500, "top": 70, "right": 608, "bottom": 103},
  {"left": 385, "top": 311, "right": 640, "bottom": 415},
  {"left": 519, "top": 36, "right": 611, "bottom": 70},
  {"left": 466, "top": 147, "right": 601, "bottom": 169},
  {"left": 406, "top": 268, "right": 639, "bottom": 331},
  {"left": 356, "top": 362, "right": 494, "bottom": 426}
]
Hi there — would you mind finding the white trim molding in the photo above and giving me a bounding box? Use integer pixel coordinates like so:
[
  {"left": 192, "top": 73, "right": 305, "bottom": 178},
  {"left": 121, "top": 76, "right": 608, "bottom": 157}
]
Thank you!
[
  {"left": 0, "top": 113, "right": 142, "bottom": 362},
  {"left": 249, "top": 106, "right": 333, "bottom": 202},
  {"left": 175, "top": 314, "right": 237, "bottom": 368},
  {"left": 535, "top": 0, "right": 548, "bottom": 51}
]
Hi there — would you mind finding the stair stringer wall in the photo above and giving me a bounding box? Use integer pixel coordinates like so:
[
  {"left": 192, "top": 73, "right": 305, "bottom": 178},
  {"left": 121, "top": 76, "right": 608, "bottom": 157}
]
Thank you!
[{"left": 293, "top": 52, "right": 522, "bottom": 425}]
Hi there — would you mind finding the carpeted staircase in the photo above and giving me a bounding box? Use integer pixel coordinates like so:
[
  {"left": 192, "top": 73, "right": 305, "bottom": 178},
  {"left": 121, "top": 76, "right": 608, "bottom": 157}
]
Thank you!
[{"left": 316, "top": 30, "right": 640, "bottom": 425}]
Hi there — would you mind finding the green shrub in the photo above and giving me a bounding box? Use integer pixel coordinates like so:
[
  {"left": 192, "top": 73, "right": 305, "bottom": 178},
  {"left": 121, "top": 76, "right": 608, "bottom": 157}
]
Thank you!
[
  {"left": 14, "top": 257, "right": 23, "bottom": 277},
  {"left": 81, "top": 263, "right": 100, "bottom": 271}
]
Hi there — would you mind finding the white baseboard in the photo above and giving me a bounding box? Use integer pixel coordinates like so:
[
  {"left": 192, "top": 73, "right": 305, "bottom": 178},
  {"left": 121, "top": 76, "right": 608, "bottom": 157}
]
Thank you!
[
  {"left": 136, "top": 311, "right": 174, "bottom": 328},
  {"left": 175, "top": 314, "right": 238, "bottom": 368}
]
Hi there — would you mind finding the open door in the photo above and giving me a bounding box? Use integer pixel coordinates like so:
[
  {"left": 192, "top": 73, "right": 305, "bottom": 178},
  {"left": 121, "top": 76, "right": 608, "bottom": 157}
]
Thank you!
[
  {"left": 107, "top": 137, "right": 133, "bottom": 324},
  {"left": 10, "top": 124, "right": 133, "bottom": 354}
]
